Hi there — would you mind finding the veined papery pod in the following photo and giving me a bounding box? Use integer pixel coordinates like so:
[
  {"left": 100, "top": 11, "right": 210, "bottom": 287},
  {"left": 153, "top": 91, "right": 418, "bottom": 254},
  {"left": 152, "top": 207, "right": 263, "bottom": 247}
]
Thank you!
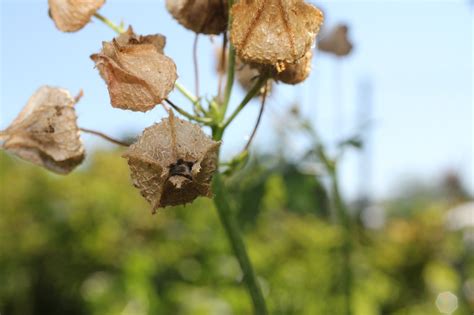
[
  {"left": 166, "top": 0, "right": 228, "bottom": 34},
  {"left": 123, "top": 115, "right": 220, "bottom": 212},
  {"left": 0, "top": 86, "right": 85, "bottom": 174},
  {"left": 230, "top": 0, "right": 323, "bottom": 67},
  {"left": 274, "top": 50, "right": 312, "bottom": 84},
  {"left": 48, "top": 0, "right": 105, "bottom": 32},
  {"left": 91, "top": 27, "right": 178, "bottom": 112},
  {"left": 318, "top": 24, "right": 353, "bottom": 57}
]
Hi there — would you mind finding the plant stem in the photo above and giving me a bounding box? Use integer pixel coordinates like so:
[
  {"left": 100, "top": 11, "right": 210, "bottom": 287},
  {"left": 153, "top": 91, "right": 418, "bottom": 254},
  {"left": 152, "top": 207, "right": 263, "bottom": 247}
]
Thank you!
[
  {"left": 93, "top": 13, "right": 125, "bottom": 34},
  {"left": 223, "top": 75, "right": 268, "bottom": 129},
  {"left": 243, "top": 86, "right": 268, "bottom": 151},
  {"left": 212, "top": 173, "right": 268, "bottom": 315},
  {"left": 164, "top": 99, "right": 211, "bottom": 124},
  {"left": 174, "top": 82, "right": 205, "bottom": 114},
  {"left": 220, "top": 0, "right": 236, "bottom": 118},
  {"left": 328, "top": 165, "right": 352, "bottom": 315},
  {"left": 193, "top": 34, "right": 200, "bottom": 98},
  {"left": 79, "top": 128, "right": 130, "bottom": 147}
]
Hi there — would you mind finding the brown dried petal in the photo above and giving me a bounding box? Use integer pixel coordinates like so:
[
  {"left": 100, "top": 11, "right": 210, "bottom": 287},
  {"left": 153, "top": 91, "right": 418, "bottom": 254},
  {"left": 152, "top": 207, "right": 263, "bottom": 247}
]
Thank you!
[
  {"left": 230, "top": 0, "right": 323, "bottom": 65},
  {"left": 91, "top": 27, "right": 177, "bottom": 112},
  {"left": 0, "top": 86, "right": 85, "bottom": 174},
  {"left": 166, "top": 0, "right": 228, "bottom": 35},
  {"left": 318, "top": 24, "right": 353, "bottom": 57},
  {"left": 123, "top": 116, "right": 220, "bottom": 212},
  {"left": 48, "top": 0, "right": 105, "bottom": 32},
  {"left": 274, "top": 49, "right": 312, "bottom": 84}
]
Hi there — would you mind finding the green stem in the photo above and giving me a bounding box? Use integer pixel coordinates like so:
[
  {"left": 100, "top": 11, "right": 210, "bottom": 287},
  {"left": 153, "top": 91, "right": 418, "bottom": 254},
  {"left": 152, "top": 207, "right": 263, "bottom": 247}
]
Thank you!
[
  {"left": 221, "top": 44, "right": 236, "bottom": 116},
  {"left": 93, "top": 13, "right": 125, "bottom": 34},
  {"left": 328, "top": 166, "right": 352, "bottom": 315},
  {"left": 212, "top": 173, "right": 268, "bottom": 315},
  {"left": 174, "top": 82, "right": 206, "bottom": 115},
  {"left": 223, "top": 76, "right": 268, "bottom": 129},
  {"left": 164, "top": 99, "right": 211, "bottom": 124},
  {"left": 220, "top": 0, "right": 236, "bottom": 119}
]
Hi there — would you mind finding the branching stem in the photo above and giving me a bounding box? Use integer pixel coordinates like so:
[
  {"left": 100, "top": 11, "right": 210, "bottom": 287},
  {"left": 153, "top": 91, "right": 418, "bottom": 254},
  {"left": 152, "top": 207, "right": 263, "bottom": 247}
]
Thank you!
[{"left": 164, "top": 99, "right": 211, "bottom": 124}]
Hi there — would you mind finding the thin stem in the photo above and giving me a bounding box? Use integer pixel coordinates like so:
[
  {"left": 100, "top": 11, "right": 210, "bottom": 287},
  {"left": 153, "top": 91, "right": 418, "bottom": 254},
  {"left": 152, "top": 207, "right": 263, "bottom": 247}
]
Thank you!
[
  {"left": 217, "top": 33, "right": 228, "bottom": 100},
  {"left": 164, "top": 99, "right": 211, "bottom": 124},
  {"left": 220, "top": 0, "right": 236, "bottom": 116},
  {"left": 328, "top": 166, "right": 352, "bottom": 315},
  {"left": 174, "top": 82, "right": 204, "bottom": 114},
  {"left": 79, "top": 128, "right": 130, "bottom": 147},
  {"left": 223, "top": 75, "right": 268, "bottom": 129},
  {"left": 212, "top": 173, "right": 268, "bottom": 315},
  {"left": 93, "top": 13, "right": 125, "bottom": 34},
  {"left": 193, "top": 34, "right": 200, "bottom": 98},
  {"left": 243, "top": 86, "right": 268, "bottom": 151}
]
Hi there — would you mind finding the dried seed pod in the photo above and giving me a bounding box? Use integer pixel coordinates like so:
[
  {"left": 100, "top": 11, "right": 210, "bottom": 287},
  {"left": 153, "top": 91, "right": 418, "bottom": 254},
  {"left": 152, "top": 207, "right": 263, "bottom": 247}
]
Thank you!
[
  {"left": 166, "top": 0, "right": 228, "bottom": 34},
  {"left": 48, "top": 0, "right": 105, "bottom": 32},
  {"left": 123, "top": 115, "right": 220, "bottom": 212},
  {"left": 318, "top": 24, "right": 353, "bottom": 57},
  {"left": 0, "top": 86, "right": 85, "bottom": 174},
  {"left": 91, "top": 27, "right": 178, "bottom": 112},
  {"left": 274, "top": 49, "right": 312, "bottom": 84},
  {"left": 230, "top": 0, "right": 323, "bottom": 66}
]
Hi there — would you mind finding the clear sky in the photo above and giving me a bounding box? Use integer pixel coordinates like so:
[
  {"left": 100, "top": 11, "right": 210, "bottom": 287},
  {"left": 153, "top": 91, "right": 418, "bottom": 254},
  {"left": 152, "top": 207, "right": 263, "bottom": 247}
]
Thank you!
[{"left": 0, "top": 0, "right": 472, "bottom": 200}]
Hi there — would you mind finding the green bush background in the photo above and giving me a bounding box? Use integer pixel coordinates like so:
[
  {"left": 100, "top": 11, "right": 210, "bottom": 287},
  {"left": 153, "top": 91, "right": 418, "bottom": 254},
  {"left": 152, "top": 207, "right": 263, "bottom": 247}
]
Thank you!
[{"left": 0, "top": 150, "right": 472, "bottom": 315}]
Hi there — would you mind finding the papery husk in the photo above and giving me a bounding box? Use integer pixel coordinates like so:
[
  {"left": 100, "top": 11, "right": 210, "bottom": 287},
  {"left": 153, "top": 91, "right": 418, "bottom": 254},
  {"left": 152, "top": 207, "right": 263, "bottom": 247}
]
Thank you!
[
  {"left": 166, "top": 0, "right": 228, "bottom": 34},
  {"left": 123, "top": 115, "right": 220, "bottom": 212},
  {"left": 318, "top": 24, "right": 353, "bottom": 57},
  {"left": 1, "top": 86, "right": 85, "bottom": 174},
  {"left": 48, "top": 0, "right": 105, "bottom": 32},
  {"left": 230, "top": 0, "right": 323, "bottom": 66},
  {"left": 274, "top": 49, "right": 312, "bottom": 84},
  {"left": 91, "top": 27, "right": 177, "bottom": 112}
]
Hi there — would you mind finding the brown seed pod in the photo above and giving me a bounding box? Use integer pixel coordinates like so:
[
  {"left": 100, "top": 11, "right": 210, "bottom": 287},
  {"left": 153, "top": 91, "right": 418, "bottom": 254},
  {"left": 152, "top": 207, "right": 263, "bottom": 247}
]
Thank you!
[
  {"left": 318, "top": 24, "right": 353, "bottom": 57},
  {"left": 48, "top": 0, "right": 105, "bottom": 32},
  {"left": 123, "top": 114, "right": 220, "bottom": 212},
  {"left": 230, "top": 0, "right": 323, "bottom": 66},
  {"left": 0, "top": 86, "right": 85, "bottom": 174},
  {"left": 274, "top": 49, "right": 312, "bottom": 84},
  {"left": 91, "top": 27, "right": 178, "bottom": 112},
  {"left": 166, "top": 0, "right": 228, "bottom": 35}
]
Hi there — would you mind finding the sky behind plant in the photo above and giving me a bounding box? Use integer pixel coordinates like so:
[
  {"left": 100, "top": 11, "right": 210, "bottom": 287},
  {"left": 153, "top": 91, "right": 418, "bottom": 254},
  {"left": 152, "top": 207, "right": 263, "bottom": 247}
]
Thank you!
[{"left": 0, "top": 0, "right": 472, "bottom": 199}]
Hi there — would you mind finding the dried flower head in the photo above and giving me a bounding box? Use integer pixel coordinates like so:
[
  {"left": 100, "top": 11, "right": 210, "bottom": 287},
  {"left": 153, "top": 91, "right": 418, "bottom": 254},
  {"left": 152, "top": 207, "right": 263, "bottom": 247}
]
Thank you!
[
  {"left": 318, "top": 24, "right": 353, "bottom": 57},
  {"left": 230, "top": 0, "right": 323, "bottom": 66},
  {"left": 48, "top": 0, "right": 105, "bottom": 32},
  {"left": 0, "top": 86, "right": 85, "bottom": 174},
  {"left": 123, "top": 114, "right": 220, "bottom": 212},
  {"left": 91, "top": 27, "right": 178, "bottom": 112},
  {"left": 166, "top": 0, "right": 227, "bottom": 34},
  {"left": 274, "top": 50, "right": 312, "bottom": 84}
]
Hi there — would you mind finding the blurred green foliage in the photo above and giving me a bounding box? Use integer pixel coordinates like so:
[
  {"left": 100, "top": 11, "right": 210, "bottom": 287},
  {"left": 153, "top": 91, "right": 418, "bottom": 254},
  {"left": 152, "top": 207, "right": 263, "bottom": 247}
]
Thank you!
[{"left": 0, "top": 150, "right": 472, "bottom": 315}]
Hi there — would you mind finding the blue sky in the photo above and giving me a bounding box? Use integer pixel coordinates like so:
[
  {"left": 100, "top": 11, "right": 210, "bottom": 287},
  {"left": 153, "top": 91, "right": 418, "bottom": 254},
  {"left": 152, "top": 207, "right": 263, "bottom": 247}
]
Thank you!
[{"left": 1, "top": 0, "right": 472, "bottom": 199}]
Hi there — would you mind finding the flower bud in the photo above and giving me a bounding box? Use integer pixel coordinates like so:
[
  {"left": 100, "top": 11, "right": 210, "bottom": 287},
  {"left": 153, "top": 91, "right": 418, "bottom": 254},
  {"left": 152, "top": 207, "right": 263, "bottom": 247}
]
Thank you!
[
  {"left": 230, "top": 0, "right": 323, "bottom": 66},
  {"left": 123, "top": 115, "right": 220, "bottom": 212},
  {"left": 91, "top": 27, "right": 178, "bottom": 112},
  {"left": 48, "top": 0, "right": 105, "bottom": 32},
  {"left": 166, "top": 0, "right": 228, "bottom": 34},
  {"left": 0, "top": 86, "right": 85, "bottom": 174}
]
